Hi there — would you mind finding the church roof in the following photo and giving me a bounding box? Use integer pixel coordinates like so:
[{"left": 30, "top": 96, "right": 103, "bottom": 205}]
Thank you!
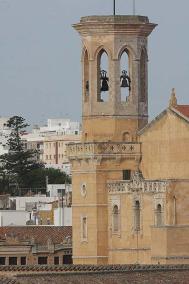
[
  {"left": 174, "top": 105, "right": 189, "bottom": 118},
  {"left": 138, "top": 105, "right": 189, "bottom": 136}
]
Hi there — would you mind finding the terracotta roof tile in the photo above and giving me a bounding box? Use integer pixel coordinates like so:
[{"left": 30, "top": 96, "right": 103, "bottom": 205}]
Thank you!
[
  {"left": 0, "top": 226, "right": 72, "bottom": 245},
  {"left": 174, "top": 105, "right": 189, "bottom": 118}
]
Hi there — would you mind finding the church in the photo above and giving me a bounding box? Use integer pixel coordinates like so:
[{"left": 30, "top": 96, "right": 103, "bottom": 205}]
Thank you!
[{"left": 67, "top": 13, "right": 189, "bottom": 265}]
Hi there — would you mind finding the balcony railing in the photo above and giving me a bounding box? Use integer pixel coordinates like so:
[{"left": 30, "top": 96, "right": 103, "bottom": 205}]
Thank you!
[
  {"left": 107, "top": 180, "right": 167, "bottom": 194},
  {"left": 67, "top": 142, "right": 141, "bottom": 159}
]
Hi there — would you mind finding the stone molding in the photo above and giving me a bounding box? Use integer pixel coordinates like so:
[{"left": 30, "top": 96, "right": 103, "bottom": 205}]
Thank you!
[{"left": 67, "top": 142, "right": 141, "bottom": 161}]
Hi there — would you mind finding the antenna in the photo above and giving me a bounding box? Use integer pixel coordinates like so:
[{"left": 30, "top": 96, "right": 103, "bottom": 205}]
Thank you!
[
  {"left": 133, "top": 0, "right": 136, "bottom": 15},
  {"left": 113, "top": 0, "right": 116, "bottom": 16}
]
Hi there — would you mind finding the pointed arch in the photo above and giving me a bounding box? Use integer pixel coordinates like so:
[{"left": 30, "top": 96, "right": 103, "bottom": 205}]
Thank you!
[
  {"left": 94, "top": 45, "right": 112, "bottom": 61},
  {"left": 117, "top": 45, "right": 136, "bottom": 61}
]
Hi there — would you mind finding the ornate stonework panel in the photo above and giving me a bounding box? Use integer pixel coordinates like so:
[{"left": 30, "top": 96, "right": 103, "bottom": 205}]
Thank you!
[{"left": 108, "top": 171, "right": 168, "bottom": 195}]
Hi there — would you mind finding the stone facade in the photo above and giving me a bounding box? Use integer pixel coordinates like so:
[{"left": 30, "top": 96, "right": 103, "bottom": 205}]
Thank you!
[{"left": 68, "top": 14, "right": 189, "bottom": 265}]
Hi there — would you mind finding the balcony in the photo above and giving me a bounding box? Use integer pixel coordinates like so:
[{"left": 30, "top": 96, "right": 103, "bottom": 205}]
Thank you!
[
  {"left": 107, "top": 179, "right": 167, "bottom": 194},
  {"left": 67, "top": 142, "right": 141, "bottom": 160}
]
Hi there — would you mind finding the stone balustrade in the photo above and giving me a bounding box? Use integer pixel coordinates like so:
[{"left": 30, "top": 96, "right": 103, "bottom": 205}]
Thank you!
[
  {"left": 107, "top": 180, "right": 167, "bottom": 194},
  {"left": 67, "top": 142, "right": 141, "bottom": 159}
]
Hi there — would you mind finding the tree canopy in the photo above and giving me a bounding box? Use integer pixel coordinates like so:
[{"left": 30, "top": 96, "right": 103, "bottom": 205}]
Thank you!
[
  {"left": 0, "top": 116, "right": 71, "bottom": 196},
  {"left": 0, "top": 116, "right": 43, "bottom": 193}
]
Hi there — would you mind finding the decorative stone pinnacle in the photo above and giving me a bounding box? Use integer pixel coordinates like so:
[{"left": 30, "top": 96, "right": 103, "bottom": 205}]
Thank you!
[{"left": 169, "top": 88, "right": 177, "bottom": 108}]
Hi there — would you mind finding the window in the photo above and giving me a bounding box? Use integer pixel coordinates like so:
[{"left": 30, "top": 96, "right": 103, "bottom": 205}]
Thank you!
[
  {"left": 156, "top": 204, "right": 163, "bottom": 226},
  {"left": 21, "top": 257, "right": 26, "bottom": 265},
  {"left": 54, "top": 256, "right": 59, "bottom": 265},
  {"left": 112, "top": 205, "right": 119, "bottom": 233},
  {"left": 81, "top": 216, "right": 87, "bottom": 240},
  {"left": 63, "top": 255, "right": 72, "bottom": 264},
  {"left": 123, "top": 170, "right": 131, "bottom": 180},
  {"left": 97, "top": 49, "right": 109, "bottom": 102},
  {"left": 134, "top": 201, "right": 140, "bottom": 231},
  {"left": 38, "top": 257, "right": 48, "bottom": 265},
  {"left": 0, "top": 257, "right": 5, "bottom": 265},
  {"left": 9, "top": 257, "right": 17, "bottom": 265}
]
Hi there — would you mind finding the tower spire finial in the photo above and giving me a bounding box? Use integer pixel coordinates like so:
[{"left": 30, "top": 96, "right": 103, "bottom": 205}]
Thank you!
[
  {"left": 169, "top": 88, "right": 177, "bottom": 108},
  {"left": 113, "top": 0, "right": 116, "bottom": 16}
]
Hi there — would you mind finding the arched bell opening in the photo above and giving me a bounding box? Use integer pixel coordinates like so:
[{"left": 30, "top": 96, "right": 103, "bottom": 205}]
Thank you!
[
  {"left": 140, "top": 48, "right": 147, "bottom": 102},
  {"left": 97, "top": 49, "right": 109, "bottom": 102},
  {"left": 120, "top": 50, "right": 131, "bottom": 102},
  {"left": 83, "top": 49, "right": 89, "bottom": 102}
]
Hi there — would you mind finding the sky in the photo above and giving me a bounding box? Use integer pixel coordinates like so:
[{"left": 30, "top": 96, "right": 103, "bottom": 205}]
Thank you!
[{"left": 0, "top": 0, "right": 189, "bottom": 127}]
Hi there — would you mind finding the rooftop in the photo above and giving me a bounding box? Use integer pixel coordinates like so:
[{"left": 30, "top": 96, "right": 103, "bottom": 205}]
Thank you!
[
  {"left": 0, "top": 226, "right": 72, "bottom": 245},
  {"left": 80, "top": 15, "right": 149, "bottom": 24},
  {"left": 174, "top": 105, "right": 189, "bottom": 118}
]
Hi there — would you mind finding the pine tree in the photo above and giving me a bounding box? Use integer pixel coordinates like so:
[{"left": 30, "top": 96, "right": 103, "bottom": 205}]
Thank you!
[{"left": 0, "top": 116, "right": 43, "bottom": 193}]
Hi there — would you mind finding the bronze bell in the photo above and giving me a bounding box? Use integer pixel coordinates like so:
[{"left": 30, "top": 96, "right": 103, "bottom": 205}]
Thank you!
[
  {"left": 100, "top": 70, "right": 109, "bottom": 92},
  {"left": 120, "top": 70, "right": 131, "bottom": 91}
]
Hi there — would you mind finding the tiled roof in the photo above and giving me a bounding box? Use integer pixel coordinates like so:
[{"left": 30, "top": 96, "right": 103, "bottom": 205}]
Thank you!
[
  {"left": 174, "top": 105, "right": 189, "bottom": 118},
  {"left": 0, "top": 226, "right": 72, "bottom": 245},
  {"left": 1, "top": 265, "right": 189, "bottom": 284}
]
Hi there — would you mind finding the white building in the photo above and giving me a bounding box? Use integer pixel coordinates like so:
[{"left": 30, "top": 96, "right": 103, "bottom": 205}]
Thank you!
[
  {"left": 0, "top": 210, "right": 30, "bottom": 226},
  {"left": 46, "top": 184, "right": 72, "bottom": 198},
  {"left": 0, "top": 117, "right": 11, "bottom": 156},
  {"left": 22, "top": 118, "right": 81, "bottom": 174},
  {"left": 39, "top": 118, "right": 80, "bottom": 136},
  {"left": 54, "top": 207, "right": 72, "bottom": 226},
  {"left": 9, "top": 196, "right": 59, "bottom": 212}
]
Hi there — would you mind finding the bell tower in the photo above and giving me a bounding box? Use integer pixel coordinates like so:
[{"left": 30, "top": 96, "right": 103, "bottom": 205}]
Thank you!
[
  {"left": 73, "top": 16, "right": 156, "bottom": 142},
  {"left": 68, "top": 15, "right": 156, "bottom": 265}
]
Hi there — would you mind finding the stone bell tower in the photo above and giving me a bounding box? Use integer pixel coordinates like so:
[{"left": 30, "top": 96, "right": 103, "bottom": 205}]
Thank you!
[
  {"left": 73, "top": 15, "right": 157, "bottom": 142},
  {"left": 68, "top": 15, "right": 156, "bottom": 265}
]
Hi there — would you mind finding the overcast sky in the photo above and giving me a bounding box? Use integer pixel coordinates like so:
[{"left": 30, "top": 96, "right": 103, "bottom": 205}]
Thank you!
[{"left": 0, "top": 0, "right": 188, "bottom": 126}]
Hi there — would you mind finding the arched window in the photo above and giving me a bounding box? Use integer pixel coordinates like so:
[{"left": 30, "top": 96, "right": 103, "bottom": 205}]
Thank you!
[
  {"left": 84, "top": 49, "right": 89, "bottom": 102},
  {"left": 156, "top": 204, "right": 163, "bottom": 226},
  {"left": 113, "top": 205, "right": 119, "bottom": 232},
  {"left": 81, "top": 216, "right": 87, "bottom": 240},
  {"left": 134, "top": 201, "right": 140, "bottom": 231},
  {"left": 120, "top": 50, "right": 131, "bottom": 102},
  {"left": 140, "top": 49, "right": 147, "bottom": 102},
  {"left": 97, "top": 49, "right": 109, "bottom": 102}
]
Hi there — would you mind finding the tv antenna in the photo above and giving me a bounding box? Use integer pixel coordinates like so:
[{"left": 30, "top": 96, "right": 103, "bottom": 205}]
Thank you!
[
  {"left": 113, "top": 0, "right": 116, "bottom": 15},
  {"left": 133, "top": 0, "right": 136, "bottom": 15}
]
